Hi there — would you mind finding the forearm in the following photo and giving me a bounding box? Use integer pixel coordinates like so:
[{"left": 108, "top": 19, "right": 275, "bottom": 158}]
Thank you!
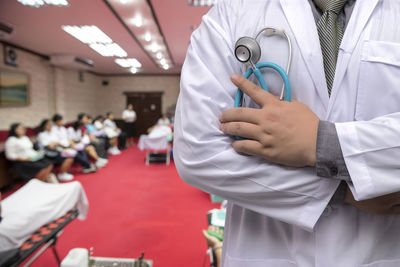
[
  {"left": 336, "top": 113, "right": 400, "bottom": 200},
  {"left": 316, "top": 121, "right": 350, "bottom": 181}
]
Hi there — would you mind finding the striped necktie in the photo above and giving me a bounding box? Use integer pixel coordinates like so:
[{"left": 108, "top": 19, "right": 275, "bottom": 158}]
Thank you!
[{"left": 314, "top": 0, "right": 348, "bottom": 96}]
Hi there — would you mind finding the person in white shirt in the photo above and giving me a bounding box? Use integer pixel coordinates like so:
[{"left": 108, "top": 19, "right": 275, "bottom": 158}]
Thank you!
[
  {"left": 5, "top": 123, "right": 53, "bottom": 182},
  {"left": 104, "top": 112, "right": 124, "bottom": 154},
  {"left": 67, "top": 121, "right": 107, "bottom": 169},
  {"left": 79, "top": 114, "right": 108, "bottom": 160},
  {"left": 122, "top": 104, "right": 137, "bottom": 147},
  {"left": 51, "top": 114, "right": 96, "bottom": 174},
  {"left": 94, "top": 115, "right": 119, "bottom": 155},
  {"left": 157, "top": 114, "right": 171, "bottom": 126},
  {"left": 37, "top": 119, "right": 74, "bottom": 181}
]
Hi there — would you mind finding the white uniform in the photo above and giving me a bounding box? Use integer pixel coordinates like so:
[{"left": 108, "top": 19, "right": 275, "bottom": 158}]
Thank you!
[
  {"left": 37, "top": 130, "right": 58, "bottom": 149},
  {"left": 5, "top": 136, "right": 37, "bottom": 160},
  {"left": 122, "top": 109, "right": 137, "bottom": 123},
  {"left": 174, "top": 1, "right": 400, "bottom": 266},
  {"left": 51, "top": 125, "right": 70, "bottom": 147}
]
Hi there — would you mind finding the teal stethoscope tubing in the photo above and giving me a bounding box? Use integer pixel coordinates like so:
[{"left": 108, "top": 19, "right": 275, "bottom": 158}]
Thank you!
[{"left": 233, "top": 62, "right": 292, "bottom": 140}]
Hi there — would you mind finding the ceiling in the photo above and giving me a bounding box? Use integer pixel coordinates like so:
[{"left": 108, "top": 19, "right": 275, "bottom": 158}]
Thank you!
[{"left": 0, "top": 0, "right": 212, "bottom": 75}]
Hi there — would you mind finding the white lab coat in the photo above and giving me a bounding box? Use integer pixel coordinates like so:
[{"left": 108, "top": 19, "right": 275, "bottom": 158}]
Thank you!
[{"left": 174, "top": 0, "right": 400, "bottom": 266}]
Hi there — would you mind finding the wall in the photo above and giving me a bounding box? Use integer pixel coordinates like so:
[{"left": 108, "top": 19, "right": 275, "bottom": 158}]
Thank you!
[
  {"left": 0, "top": 43, "right": 53, "bottom": 129},
  {"left": 98, "top": 75, "right": 180, "bottom": 116},
  {"left": 0, "top": 43, "right": 101, "bottom": 129},
  {"left": 0, "top": 43, "right": 180, "bottom": 130}
]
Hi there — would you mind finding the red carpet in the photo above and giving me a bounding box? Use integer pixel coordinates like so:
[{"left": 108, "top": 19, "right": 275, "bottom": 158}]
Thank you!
[{"left": 25, "top": 146, "right": 220, "bottom": 266}]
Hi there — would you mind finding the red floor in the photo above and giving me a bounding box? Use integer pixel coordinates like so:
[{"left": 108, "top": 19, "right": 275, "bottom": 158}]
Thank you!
[{"left": 21, "top": 146, "right": 219, "bottom": 266}]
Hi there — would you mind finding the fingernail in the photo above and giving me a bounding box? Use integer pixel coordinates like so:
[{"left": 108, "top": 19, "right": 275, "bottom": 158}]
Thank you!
[{"left": 231, "top": 74, "right": 240, "bottom": 82}]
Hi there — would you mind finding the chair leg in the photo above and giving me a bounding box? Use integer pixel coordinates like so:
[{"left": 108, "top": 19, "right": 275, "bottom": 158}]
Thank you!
[
  {"left": 166, "top": 150, "right": 170, "bottom": 166},
  {"left": 51, "top": 244, "right": 61, "bottom": 265}
]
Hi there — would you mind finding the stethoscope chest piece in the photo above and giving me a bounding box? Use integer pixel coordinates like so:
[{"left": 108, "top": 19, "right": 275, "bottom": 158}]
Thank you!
[{"left": 235, "top": 37, "right": 261, "bottom": 65}]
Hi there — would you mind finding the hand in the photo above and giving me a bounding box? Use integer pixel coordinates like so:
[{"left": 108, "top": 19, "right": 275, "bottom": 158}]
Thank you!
[
  {"left": 202, "top": 225, "right": 223, "bottom": 249},
  {"left": 219, "top": 74, "right": 320, "bottom": 167},
  {"left": 345, "top": 187, "right": 400, "bottom": 215}
]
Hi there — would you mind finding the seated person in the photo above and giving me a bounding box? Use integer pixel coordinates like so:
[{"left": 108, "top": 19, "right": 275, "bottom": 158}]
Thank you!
[
  {"left": 94, "top": 115, "right": 119, "bottom": 155},
  {"left": 5, "top": 123, "right": 54, "bottom": 183},
  {"left": 147, "top": 124, "right": 173, "bottom": 142},
  {"left": 67, "top": 121, "right": 107, "bottom": 169},
  {"left": 37, "top": 119, "right": 74, "bottom": 181},
  {"left": 51, "top": 114, "right": 96, "bottom": 174},
  {"left": 79, "top": 114, "right": 108, "bottom": 160},
  {"left": 157, "top": 114, "right": 171, "bottom": 126},
  {"left": 104, "top": 112, "right": 124, "bottom": 154},
  {"left": 0, "top": 179, "right": 89, "bottom": 252}
]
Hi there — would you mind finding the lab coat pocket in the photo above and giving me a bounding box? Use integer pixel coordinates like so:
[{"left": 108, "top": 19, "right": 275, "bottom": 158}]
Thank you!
[
  {"left": 355, "top": 40, "right": 400, "bottom": 121},
  {"left": 359, "top": 259, "right": 400, "bottom": 267}
]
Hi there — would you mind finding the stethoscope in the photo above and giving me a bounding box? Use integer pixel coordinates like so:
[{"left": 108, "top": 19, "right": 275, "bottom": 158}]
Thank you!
[{"left": 233, "top": 27, "right": 293, "bottom": 140}]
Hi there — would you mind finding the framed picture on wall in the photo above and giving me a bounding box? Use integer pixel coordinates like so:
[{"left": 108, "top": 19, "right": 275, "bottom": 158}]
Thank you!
[{"left": 0, "top": 69, "right": 30, "bottom": 107}]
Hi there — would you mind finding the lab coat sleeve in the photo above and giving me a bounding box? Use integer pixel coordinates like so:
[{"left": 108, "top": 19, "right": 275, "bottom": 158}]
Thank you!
[
  {"left": 174, "top": 1, "right": 339, "bottom": 231},
  {"left": 336, "top": 114, "right": 400, "bottom": 200}
]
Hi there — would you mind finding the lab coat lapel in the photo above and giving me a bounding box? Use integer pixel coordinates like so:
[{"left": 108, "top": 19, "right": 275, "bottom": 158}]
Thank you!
[
  {"left": 280, "top": 0, "right": 329, "bottom": 110},
  {"left": 327, "top": 0, "right": 379, "bottom": 117}
]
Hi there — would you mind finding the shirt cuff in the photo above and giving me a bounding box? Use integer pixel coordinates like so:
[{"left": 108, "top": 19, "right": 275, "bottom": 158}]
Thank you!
[{"left": 316, "top": 120, "right": 350, "bottom": 181}]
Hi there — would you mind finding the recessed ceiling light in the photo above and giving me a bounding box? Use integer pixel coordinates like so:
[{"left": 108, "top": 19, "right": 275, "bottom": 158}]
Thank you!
[
  {"left": 160, "top": 58, "right": 167, "bottom": 65},
  {"left": 130, "top": 14, "right": 143, "bottom": 27},
  {"left": 162, "top": 64, "right": 170, "bottom": 70},
  {"left": 115, "top": 58, "right": 142, "bottom": 68},
  {"left": 156, "top": 52, "right": 163, "bottom": 59},
  {"left": 130, "top": 67, "right": 138, "bottom": 74},
  {"left": 150, "top": 43, "right": 159, "bottom": 53},
  {"left": 144, "top": 32, "right": 152, "bottom": 42}
]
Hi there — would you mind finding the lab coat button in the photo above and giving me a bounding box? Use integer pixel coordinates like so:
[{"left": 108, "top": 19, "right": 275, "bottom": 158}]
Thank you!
[{"left": 330, "top": 166, "right": 338, "bottom": 176}]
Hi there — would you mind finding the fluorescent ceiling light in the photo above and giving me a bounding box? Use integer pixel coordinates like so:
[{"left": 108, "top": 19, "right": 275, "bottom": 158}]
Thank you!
[
  {"left": 44, "top": 0, "right": 68, "bottom": 5},
  {"left": 18, "top": 0, "right": 68, "bottom": 6},
  {"left": 156, "top": 52, "right": 163, "bottom": 59},
  {"left": 144, "top": 32, "right": 152, "bottom": 42},
  {"left": 90, "top": 43, "right": 127, "bottom": 57},
  {"left": 130, "top": 14, "right": 143, "bottom": 27},
  {"left": 115, "top": 58, "right": 142, "bottom": 68},
  {"left": 17, "top": 0, "right": 44, "bottom": 6},
  {"left": 188, "top": 0, "right": 218, "bottom": 6},
  {"left": 62, "top": 25, "right": 112, "bottom": 44}
]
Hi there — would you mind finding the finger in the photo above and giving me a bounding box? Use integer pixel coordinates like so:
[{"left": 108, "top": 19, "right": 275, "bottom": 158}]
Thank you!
[
  {"left": 231, "top": 74, "right": 276, "bottom": 107},
  {"left": 220, "top": 122, "right": 263, "bottom": 140},
  {"left": 232, "top": 139, "right": 269, "bottom": 157},
  {"left": 219, "top": 107, "right": 261, "bottom": 124}
]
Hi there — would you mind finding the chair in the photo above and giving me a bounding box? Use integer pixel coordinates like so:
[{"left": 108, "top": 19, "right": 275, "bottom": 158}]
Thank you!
[
  {"left": 0, "top": 209, "right": 79, "bottom": 267},
  {"left": 138, "top": 135, "right": 171, "bottom": 165}
]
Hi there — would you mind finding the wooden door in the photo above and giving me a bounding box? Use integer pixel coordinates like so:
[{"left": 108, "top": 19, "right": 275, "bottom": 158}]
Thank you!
[{"left": 125, "top": 92, "right": 162, "bottom": 136}]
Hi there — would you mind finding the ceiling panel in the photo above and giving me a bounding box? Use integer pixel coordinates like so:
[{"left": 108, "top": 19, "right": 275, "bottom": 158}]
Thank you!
[{"left": 0, "top": 0, "right": 212, "bottom": 75}]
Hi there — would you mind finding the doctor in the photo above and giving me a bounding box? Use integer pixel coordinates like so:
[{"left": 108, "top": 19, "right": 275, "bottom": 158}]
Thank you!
[{"left": 174, "top": 0, "right": 400, "bottom": 266}]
